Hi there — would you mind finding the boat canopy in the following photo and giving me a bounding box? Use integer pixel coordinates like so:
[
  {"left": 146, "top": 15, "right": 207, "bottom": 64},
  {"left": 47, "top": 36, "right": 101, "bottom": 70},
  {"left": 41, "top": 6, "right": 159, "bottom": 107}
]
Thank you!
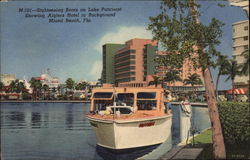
[{"left": 90, "top": 87, "right": 165, "bottom": 114}]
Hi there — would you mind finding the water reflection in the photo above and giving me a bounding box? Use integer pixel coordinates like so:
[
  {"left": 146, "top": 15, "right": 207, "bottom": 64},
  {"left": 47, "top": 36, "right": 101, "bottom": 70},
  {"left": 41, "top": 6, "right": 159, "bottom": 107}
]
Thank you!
[
  {"left": 43, "top": 112, "right": 49, "bottom": 127},
  {"left": 65, "top": 107, "right": 74, "bottom": 129},
  {"left": 96, "top": 144, "right": 159, "bottom": 160},
  {"left": 2, "top": 111, "right": 26, "bottom": 129},
  {"left": 31, "top": 112, "right": 42, "bottom": 128},
  {"left": 9, "top": 111, "right": 25, "bottom": 122}
]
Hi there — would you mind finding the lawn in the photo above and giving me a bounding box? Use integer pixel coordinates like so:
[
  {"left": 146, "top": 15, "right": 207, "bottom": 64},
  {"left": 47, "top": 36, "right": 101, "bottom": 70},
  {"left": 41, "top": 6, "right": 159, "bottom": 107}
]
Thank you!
[{"left": 190, "top": 128, "right": 250, "bottom": 159}]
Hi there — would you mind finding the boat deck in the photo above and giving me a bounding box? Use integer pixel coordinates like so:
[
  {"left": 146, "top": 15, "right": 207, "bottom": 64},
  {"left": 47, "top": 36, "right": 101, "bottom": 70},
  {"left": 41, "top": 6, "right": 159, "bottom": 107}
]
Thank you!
[{"left": 87, "top": 110, "right": 171, "bottom": 121}]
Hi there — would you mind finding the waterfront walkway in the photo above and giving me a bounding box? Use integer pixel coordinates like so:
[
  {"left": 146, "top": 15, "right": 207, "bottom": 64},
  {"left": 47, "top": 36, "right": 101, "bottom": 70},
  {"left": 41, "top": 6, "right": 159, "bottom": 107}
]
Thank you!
[{"left": 159, "top": 142, "right": 204, "bottom": 160}]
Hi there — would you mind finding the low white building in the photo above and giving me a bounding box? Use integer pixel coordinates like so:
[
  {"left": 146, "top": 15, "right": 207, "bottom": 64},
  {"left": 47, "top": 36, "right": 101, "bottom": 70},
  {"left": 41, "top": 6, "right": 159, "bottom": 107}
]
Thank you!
[
  {"left": 232, "top": 20, "right": 249, "bottom": 88},
  {"left": 0, "top": 74, "right": 16, "bottom": 86}
]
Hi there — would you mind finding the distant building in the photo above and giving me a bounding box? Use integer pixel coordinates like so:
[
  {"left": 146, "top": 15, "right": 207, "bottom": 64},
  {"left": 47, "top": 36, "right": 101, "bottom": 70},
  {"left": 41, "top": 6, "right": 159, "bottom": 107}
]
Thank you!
[
  {"left": 35, "top": 70, "right": 60, "bottom": 97},
  {"left": 232, "top": 20, "right": 249, "bottom": 88},
  {"left": 0, "top": 74, "right": 16, "bottom": 86},
  {"left": 156, "top": 51, "right": 204, "bottom": 92},
  {"left": 101, "top": 38, "right": 204, "bottom": 91},
  {"left": 19, "top": 78, "right": 32, "bottom": 93},
  {"left": 102, "top": 44, "right": 125, "bottom": 84},
  {"left": 229, "top": 0, "right": 249, "bottom": 16},
  {"left": 114, "top": 39, "right": 158, "bottom": 84}
]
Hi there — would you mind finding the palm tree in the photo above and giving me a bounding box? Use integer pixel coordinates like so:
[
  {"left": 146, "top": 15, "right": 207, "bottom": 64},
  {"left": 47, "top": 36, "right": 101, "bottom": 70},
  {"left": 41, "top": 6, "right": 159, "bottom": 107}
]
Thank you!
[
  {"left": 16, "top": 81, "right": 26, "bottom": 99},
  {"left": 52, "top": 87, "right": 57, "bottom": 99},
  {"left": 240, "top": 49, "right": 249, "bottom": 75},
  {"left": 164, "top": 70, "right": 182, "bottom": 95},
  {"left": 148, "top": 76, "right": 161, "bottom": 87},
  {"left": 42, "top": 84, "right": 49, "bottom": 100},
  {"left": 215, "top": 55, "right": 230, "bottom": 99},
  {"left": 224, "top": 60, "right": 242, "bottom": 100},
  {"left": 65, "top": 78, "right": 75, "bottom": 99},
  {"left": 6, "top": 80, "right": 26, "bottom": 99},
  {"left": 184, "top": 73, "right": 203, "bottom": 99},
  {"left": 75, "top": 82, "right": 88, "bottom": 90},
  {"left": 57, "top": 86, "right": 61, "bottom": 96},
  {"left": 0, "top": 81, "right": 4, "bottom": 91},
  {"left": 29, "top": 78, "right": 42, "bottom": 100},
  {"left": 7, "top": 80, "right": 17, "bottom": 93},
  {"left": 16, "top": 81, "right": 25, "bottom": 93}
]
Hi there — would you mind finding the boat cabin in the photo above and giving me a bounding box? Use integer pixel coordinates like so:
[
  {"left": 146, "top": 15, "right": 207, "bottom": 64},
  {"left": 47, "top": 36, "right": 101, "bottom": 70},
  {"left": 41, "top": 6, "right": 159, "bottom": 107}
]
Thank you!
[{"left": 89, "top": 87, "right": 166, "bottom": 116}]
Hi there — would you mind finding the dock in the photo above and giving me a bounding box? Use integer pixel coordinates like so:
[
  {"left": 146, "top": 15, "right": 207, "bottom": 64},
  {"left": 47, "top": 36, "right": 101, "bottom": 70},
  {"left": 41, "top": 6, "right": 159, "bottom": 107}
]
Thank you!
[{"left": 159, "top": 142, "right": 204, "bottom": 159}]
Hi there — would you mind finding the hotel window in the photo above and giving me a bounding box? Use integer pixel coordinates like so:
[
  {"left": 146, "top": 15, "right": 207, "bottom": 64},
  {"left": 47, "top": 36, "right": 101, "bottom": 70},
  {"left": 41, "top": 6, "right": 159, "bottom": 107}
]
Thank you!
[
  {"left": 233, "top": 47, "right": 236, "bottom": 51},
  {"left": 243, "top": 36, "right": 248, "bottom": 41},
  {"left": 244, "top": 26, "right": 248, "bottom": 30},
  {"left": 244, "top": 45, "right": 249, "bottom": 50}
]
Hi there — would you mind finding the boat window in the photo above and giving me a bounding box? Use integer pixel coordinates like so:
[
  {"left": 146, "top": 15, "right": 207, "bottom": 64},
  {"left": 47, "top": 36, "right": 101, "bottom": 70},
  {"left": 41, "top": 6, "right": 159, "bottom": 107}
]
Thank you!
[
  {"left": 117, "top": 93, "right": 134, "bottom": 106},
  {"left": 137, "top": 100, "right": 157, "bottom": 110},
  {"left": 93, "top": 92, "right": 113, "bottom": 98},
  {"left": 94, "top": 100, "right": 113, "bottom": 111},
  {"left": 137, "top": 92, "right": 156, "bottom": 99}
]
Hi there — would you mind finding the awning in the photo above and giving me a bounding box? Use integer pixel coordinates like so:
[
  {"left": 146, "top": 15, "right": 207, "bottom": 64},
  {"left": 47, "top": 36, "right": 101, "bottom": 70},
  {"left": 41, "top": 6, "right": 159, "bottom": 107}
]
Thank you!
[{"left": 226, "top": 88, "right": 247, "bottom": 94}]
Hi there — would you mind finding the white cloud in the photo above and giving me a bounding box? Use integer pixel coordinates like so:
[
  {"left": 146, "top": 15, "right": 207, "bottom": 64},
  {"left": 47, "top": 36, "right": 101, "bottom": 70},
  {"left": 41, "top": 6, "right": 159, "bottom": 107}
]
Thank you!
[
  {"left": 95, "top": 26, "right": 153, "bottom": 52},
  {"left": 89, "top": 60, "right": 102, "bottom": 80}
]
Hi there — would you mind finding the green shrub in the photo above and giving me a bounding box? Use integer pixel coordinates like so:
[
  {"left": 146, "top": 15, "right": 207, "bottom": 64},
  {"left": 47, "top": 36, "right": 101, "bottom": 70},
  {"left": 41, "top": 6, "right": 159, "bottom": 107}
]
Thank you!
[{"left": 218, "top": 102, "right": 250, "bottom": 145}]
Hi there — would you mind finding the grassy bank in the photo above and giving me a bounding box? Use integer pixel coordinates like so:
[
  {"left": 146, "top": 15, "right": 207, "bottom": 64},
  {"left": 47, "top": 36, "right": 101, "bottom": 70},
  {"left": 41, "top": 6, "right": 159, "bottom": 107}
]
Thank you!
[{"left": 191, "top": 128, "right": 250, "bottom": 159}]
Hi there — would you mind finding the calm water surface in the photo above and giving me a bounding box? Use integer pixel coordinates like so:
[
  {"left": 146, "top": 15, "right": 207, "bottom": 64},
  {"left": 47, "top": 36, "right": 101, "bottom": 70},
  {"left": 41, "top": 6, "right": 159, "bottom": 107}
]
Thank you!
[{"left": 0, "top": 102, "right": 210, "bottom": 160}]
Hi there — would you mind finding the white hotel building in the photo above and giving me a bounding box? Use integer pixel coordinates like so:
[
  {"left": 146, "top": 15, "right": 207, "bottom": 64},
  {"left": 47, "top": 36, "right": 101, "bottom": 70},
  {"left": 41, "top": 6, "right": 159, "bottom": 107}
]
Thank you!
[{"left": 229, "top": 0, "right": 249, "bottom": 88}]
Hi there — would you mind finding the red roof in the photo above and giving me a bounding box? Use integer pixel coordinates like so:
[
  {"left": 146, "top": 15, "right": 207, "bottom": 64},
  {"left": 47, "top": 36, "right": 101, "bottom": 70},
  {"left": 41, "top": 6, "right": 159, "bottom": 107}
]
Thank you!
[{"left": 35, "top": 77, "right": 45, "bottom": 80}]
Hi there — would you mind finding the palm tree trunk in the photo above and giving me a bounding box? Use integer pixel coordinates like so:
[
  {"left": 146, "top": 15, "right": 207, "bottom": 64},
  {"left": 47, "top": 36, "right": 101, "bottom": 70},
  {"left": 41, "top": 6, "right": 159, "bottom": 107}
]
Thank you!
[
  {"left": 173, "top": 81, "right": 176, "bottom": 97},
  {"left": 203, "top": 68, "right": 226, "bottom": 159},
  {"left": 35, "top": 89, "right": 37, "bottom": 100},
  {"left": 189, "top": 0, "right": 226, "bottom": 158},
  {"left": 232, "top": 78, "right": 235, "bottom": 101},
  {"left": 192, "top": 84, "right": 195, "bottom": 100},
  {"left": 215, "top": 72, "right": 221, "bottom": 100}
]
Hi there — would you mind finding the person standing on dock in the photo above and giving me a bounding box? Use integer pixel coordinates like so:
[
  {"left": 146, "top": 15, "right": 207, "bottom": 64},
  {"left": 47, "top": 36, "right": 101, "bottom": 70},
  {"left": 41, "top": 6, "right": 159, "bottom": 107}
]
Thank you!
[{"left": 164, "top": 90, "right": 172, "bottom": 113}]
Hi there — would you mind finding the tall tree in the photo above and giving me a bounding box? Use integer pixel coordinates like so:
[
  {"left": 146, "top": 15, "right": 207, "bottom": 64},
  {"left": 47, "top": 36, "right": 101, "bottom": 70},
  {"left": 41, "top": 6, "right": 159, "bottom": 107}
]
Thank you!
[
  {"left": 29, "top": 78, "right": 42, "bottom": 100},
  {"left": 240, "top": 49, "right": 249, "bottom": 75},
  {"left": 215, "top": 55, "right": 230, "bottom": 99},
  {"left": 0, "top": 81, "right": 3, "bottom": 91},
  {"left": 42, "top": 84, "right": 49, "bottom": 100},
  {"left": 65, "top": 78, "right": 75, "bottom": 90},
  {"left": 65, "top": 78, "right": 75, "bottom": 98},
  {"left": 164, "top": 70, "right": 182, "bottom": 94},
  {"left": 6, "top": 80, "right": 26, "bottom": 96},
  {"left": 148, "top": 75, "right": 161, "bottom": 87},
  {"left": 148, "top": 0, "right": 226, "bottom": 158},
  {"left": 224, "top": 60, "right": 242, "bottom": 100},
  {"left": 184, "top": 73, "right": 203, "bottom": 99},
  {"left": 7, "top": 80, "right": 17, "bottom": 93},
  {"left": 16, "top": 81, "right": 26, "bottom": 100},
  {"left": 75, "top": 81, "right": 89, "bottom": 90}
]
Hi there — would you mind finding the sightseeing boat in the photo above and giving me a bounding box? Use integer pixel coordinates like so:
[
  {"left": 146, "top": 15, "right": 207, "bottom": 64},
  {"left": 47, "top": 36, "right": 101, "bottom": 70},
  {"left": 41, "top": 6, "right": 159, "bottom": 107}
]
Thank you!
[{"left": 86, "top": 84, "right": 172, "bottom": 150}]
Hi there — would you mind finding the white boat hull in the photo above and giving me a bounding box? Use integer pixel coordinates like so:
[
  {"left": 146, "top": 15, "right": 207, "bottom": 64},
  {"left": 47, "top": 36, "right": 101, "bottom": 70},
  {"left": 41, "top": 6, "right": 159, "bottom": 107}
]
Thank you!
[{"left": 87, "top": 115, "right": 172, "bottom": 150}]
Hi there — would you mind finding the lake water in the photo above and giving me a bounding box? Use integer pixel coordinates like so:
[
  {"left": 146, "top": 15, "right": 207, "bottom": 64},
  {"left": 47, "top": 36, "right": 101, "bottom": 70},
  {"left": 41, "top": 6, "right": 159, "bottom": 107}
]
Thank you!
[{"left": 0, "top": 102, "right": 210, "bottom": 160}]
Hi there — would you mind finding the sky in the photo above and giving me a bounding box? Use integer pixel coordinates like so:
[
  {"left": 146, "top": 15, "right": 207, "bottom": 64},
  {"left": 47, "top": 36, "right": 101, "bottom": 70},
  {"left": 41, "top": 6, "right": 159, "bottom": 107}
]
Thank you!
[{"left": 0, "top": 0, "right": 248, "bottom": 89}]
